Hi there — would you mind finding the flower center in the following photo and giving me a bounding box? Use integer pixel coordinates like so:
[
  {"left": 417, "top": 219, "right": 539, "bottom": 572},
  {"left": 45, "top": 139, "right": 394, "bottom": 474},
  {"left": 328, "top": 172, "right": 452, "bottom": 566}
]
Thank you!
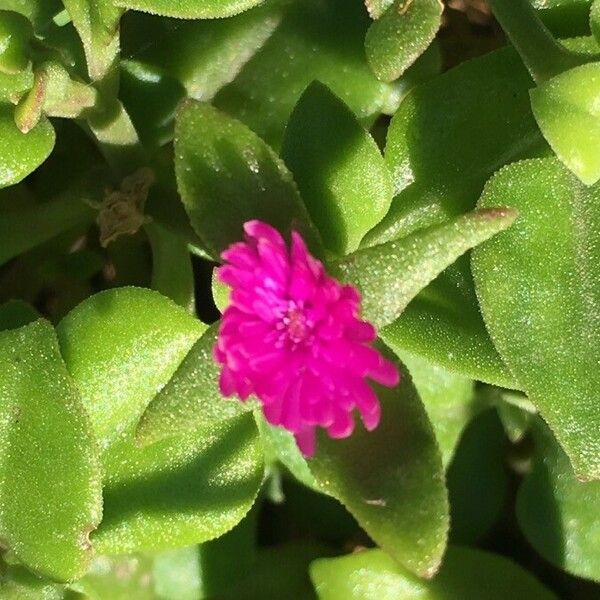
[{"left": 280, "top": 301, "right": 312, "bottom": 345}]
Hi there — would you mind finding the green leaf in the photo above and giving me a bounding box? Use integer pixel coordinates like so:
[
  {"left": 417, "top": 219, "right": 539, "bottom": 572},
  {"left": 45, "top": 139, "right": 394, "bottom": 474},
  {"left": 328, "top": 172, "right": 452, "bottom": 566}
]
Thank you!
[
  {"left": 333, "top": 207, "right": 517, "bottom": 329},
  {"left": 120, "top": 4, "right": 284, "bottom": 103},
  {"left": 364, "top": 0, "right": 395, "bottom": 19},
  {"left": 530, "top": 62, "right": 600, "bottom": 185},
  {"left": 0, "top": 300, "right": 39, "bottom": 330},
  {"left": 153, "top": 546, "right": 202, "bottom": 600},
  {"left": 136, "top": 325, "right": 247, "bottom": 447},
  {"left": 0, "top": 320, "right": 102, "bottom": 581},
  {"left": 472, "top": 157, "right": 600, "bottom": 480},
  {"left": 213, "top": 0, "right": 398, "bottom": 148},
  {"left": 0, "top": 175, "right": 99, "bottom": 267},
  {"left": 115, "top": 0, "right": 265, "bottom": 18},
  {"left": 0, "top": 1, "right": 62, "bottom": 30},
  {"left": 365, "top": 0, "right": 443, "bottom": 82},
  {"left": 0, "top": 565, "right": 64, "bottom": 599},
  {"left": 175, "top": 99, "right": 320, "bottom": 259},
  {"left": 215, "top": 542, "right": 329, "bottom": 600},
  {"left": 93, "top": 413, "right": 264, "bottom": 555},
  {"left": 0, "top": 67, "right": 33, "bottom": 104},
  {"left": 0, "top": 11, "right": 33, "bottom": 75},
  {"left": 309, "top": 346, "right": 448, "bottom": 579},
  {"left": 395, "top": 349, "right": 477, "bottom": 467},
  {"left": 256, "top": 413, "right": 318, "bottom": 490},
  {"left": 119, "top": 60, "right": 185, "bottom": 148},
  {"left": 146, "top": 221, "right": 195, "bottom": 313},
  {"left": 281, "top": 81, "right": 393, "bottom": 255},
  {"left": 517, "top": 419, "right": 600, "bottom": 582},
  {"left": 56, "top": 287, "right": 204, "bottom": 449},
  {"left": 74, "top": 554, "right": 156, "bottom": 599},
  {"left": 380, "top": 258, "right": 518, "bottom": 388},
  {"left": 62, "top": 0, "right": 123, "bottom": 81},
  {"left": 447, "top": 410, "right": 508, "bottom": 544},
  {"left": 0, "top": 104, "right": 55, "bottom": 189},
  {"left": 310, "top": 546, "right": 556, "bottom": 599},
  {"left": 364, "top": 46, "right": 543, "bottom": 246}
]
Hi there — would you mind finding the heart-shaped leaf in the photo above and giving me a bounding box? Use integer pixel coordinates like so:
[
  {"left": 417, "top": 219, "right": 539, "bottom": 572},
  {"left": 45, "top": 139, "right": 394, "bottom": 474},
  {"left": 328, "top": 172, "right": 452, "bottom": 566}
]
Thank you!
[
  {"left": 517, "top": 419, "right": 600, "bottom": 582},
  {"left": 175, "top": 99, "right": 320, "bottom": 259},
  {"left": 0, "top": 320, "right": 102, "bottom": 581},
  {"left": 309, "top": 345, "right": 448, "bottom": 579},
  {"left": 281, "top": 81, "right": 393, "bottom": 255},
  {"left": 310, "top": 546, "right": 556, "bottom": 599},
  {"left": 135, "top": 324, "right": 247, "bottom": 447},
  {"left": 530, "top": 62, "right": 600, "bottom": 185},
  {"left": 365, "top": 0, "right": 443, "bottom": 82},
  {"left": 333, "top": 207, "right": 517, "bottom": 329},
  {"left": 0, "top": 104, "right": 54, "bottom": 189},
  {"left": 93, "top": 413, "right": 264, "bottom": 555},
  {"left": 472, "top": 157, "right": 600, "bottom": 480},
  {"left": 115, "top": 0, "right": 265, "bottom": 18},
  {"left": 56, "top": 287, "right": 204, "bottom": 449}
]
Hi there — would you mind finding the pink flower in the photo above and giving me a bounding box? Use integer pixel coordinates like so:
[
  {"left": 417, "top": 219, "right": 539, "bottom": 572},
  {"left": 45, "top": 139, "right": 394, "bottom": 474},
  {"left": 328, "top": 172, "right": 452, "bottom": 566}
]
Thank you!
[{"left": 214, "top": 220, "right": 400, "bottom": 456}]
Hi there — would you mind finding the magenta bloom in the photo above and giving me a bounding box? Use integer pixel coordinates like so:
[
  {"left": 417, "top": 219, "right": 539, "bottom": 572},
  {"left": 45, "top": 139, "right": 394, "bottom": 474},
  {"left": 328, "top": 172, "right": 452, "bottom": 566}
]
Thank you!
[{"left": 214, "top": 220, "right": 400, "bottom": 456}]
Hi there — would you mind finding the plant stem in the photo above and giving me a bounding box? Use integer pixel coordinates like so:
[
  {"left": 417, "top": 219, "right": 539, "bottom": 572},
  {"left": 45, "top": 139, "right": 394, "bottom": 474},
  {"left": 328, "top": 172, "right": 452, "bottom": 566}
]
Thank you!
[{"left": 487, "top": 0, "right": 591, "bottom": 82}]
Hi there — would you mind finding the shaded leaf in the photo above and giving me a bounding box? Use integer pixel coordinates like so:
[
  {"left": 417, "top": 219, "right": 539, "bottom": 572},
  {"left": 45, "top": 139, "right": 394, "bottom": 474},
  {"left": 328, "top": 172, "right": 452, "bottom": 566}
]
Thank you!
[
  {"left": 333, "top": 207, "right": 517, "bottom": 329},
  {"left": 310, "top": 546, "right": 556, "bottom": 599},
  {"left": 309, "top": 345, "right": 448, "bottom": 579},
  {"left": 93, "top": 414, "right": 264, "bottom": 555},
  {"left": 146, "top": 221, "right": 195, "bottom": 313},
  {"left": 281, "top": 81, "right": 393, "bottom": 255},
  {"left": 0, "top": 104, "right": 54, "bottom": 189},
  {"left": 175, "top": 99, "right": 319, "bottom": 258},
  {"left": 0, "top": 300, "right": 39, "bottom": 330},
  {"left": 365, "top": 0, "right": 443, "bottom": 82},
  {"left": 472, "top": 157, "right": 600, "bottom": 480},
  {"left": 115, "top": 0, "right": 265, "bottom": 18},
  {"left": 136, "top": 325, "right": 247, "bottom": 447},
  {"left": 395, "top": 349, "right": 477, "bottom": 467},
  {"left": 0, "top": 321, "right": 102, "bottom": 581},
  {"left": 447, "top": 410, "right": 508, "bottom": 544},
  {"left": 0, "top": 565, "right": 64, "bottom": 599},
  {"left": 517, "top": 419, "right": 600, "bottom": 582}
]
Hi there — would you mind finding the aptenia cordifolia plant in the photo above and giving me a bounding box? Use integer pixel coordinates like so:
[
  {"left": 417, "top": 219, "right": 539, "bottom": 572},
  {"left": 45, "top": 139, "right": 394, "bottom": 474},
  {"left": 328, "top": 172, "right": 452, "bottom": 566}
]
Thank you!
[{"left": 0, "top": 0, "right": 598, "bottom": 599}]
